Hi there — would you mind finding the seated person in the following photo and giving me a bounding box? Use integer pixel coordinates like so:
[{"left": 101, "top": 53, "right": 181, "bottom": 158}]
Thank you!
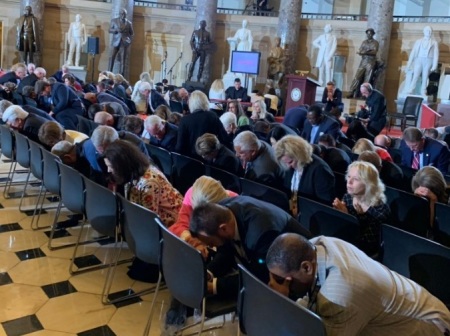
[
  {"left": 268, "top": 123, "right": 298, "bottom": 146},
  {"left": 358, "top": 150, "right": 403, "bottom": 190},
  {"left": 251, "top": 100, "right": 275, "bottom": 123},
  {"left": 51, "top": 140, "right": 92, "bottom": 178},
  {"left": 219, "top": 111, "right": 237, "bottom": 147},
  {"left": 38, "top": 121, "right": 88, "bottom": 150},
  {"left": 374, "top": 134, "right": 402, "bottom": 164},
  {"left": 195, "top": 133, "right": 243, "bottom": 176},
  {"left": 264, "top": 87, "right": 279, "bottom": 114},
  {"left": 94, "top": 111, "right": 125, "bottom": 130},
  {"left": 282, "top": 104, "right": 308, "bottom": 134},
  {"left": 225, "top": 78, "right": 249, "bottom": 102},
  {"left": 227, "top": 99, "right": 249, "bottom": 127},
  {"left": 317, "top": 141, "right": 351, "bottom": 175},
  {"left": 333, "top": 161, "right": 390, "bottom": 256},
  {"left": 301, "top": 104, "right": 340, "bottom": 144},
  {"left": 121, "top": 115, "right": 144, "bottom": 137},
  {"left": 321, "top": 81, "right": 343, "bottom": 113},
  {"left": 2, "top": 104, "right": 47, "bottom": 144},
  {"left": 352, "top": 137, "right": 393, "bottom": 162},
  {"left": 154, "top": 105, "right": 172, "bottom": 121},
  {"left": 144, "top": 115, "right": 178, "bottom": 152}
]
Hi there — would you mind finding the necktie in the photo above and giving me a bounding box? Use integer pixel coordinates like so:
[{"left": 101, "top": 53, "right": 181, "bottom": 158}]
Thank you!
[{"left": 412, "top": 151, "right": 420, "bottom": 170}]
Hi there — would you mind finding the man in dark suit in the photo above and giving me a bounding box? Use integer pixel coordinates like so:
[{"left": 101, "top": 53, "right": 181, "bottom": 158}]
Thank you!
[
  {"left": 301, "top": 104, "right": 340, "bottom": 144},
  {"left": 282, "top": 104, "right": 308, "bottom": 134},
  {"left": 358, "top": 82, "right": 386, "bottom": 136},
  {"left": 0, "top": 64, "right": 27, "bottom": 85},
  {"left": 195, "top": 133, "right": 243, "bottom": 176},
  {"left": 17, "top": 67, "right": 46, "bottom": 94},
  {"left": 189, "top": 196, "right": 311, "bottom": 297},
  {"left": 108, "top": 8, "right": 134, "bottom": 74},
  {"left": 144, "top": 115, "right": 178, "bottom": 152},
  {"left": 175, "top": 91, "right": 228, "bottom": 157},
  {"left": 225, "top": 78, "right": 249, "bottom": 102},
  {"left": 401, "top": 127, "right": 450, "bottom": 174},
  {"left": 2, "top": 104, "right": 47, "bottom": 144},
  {"left": 51, "top": 65, "right": 84, "bottom": 85},
  {"left": 321, "top": 81, "right": 343, "bottom": 113}
]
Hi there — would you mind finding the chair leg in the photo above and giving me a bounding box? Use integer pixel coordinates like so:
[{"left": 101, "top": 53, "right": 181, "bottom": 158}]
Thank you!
[
  {"left": 142, "top": 273, "right": 163, "bottom": 336},
  {"left": 18, "top": 171, "right": 32, "bottom": 212},
  {"left": 3, "top": 161, "right": 17, "bottom": 199},
  {"left": 30, "top": 186, "right": 46, "bottom": 230}
]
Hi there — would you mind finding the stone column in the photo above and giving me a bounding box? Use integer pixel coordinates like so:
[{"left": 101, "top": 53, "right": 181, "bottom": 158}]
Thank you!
[
  {"left": 19, "top": 0, "right": 44, "bottom": 66},
  {"left": 367, "top": 0, "right": 395, "bottom": 91},
  {"left": 192, "top": 0, "right": 217, "bottom": 85},
  {"left": 277, "top": 0, "right": 302, "bottom": 78},
  {"left": 109, "top": 0, "right": 134, "bottom": 79}
]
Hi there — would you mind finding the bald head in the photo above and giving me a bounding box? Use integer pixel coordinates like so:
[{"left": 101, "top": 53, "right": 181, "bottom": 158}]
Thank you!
[
  {"left": 84, "top": 92, "right": 97, "bottom": 104},
  {"left": 374, "top": 134, "right": 388, "bottom": 148},
  {"left": 94, "top": 111, "right": 114, "bottom": 126}
]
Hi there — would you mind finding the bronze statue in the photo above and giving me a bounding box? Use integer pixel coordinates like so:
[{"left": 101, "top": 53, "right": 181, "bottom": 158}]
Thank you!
[
  {"left": 16, "top": 6, "right": 40, "bottom": 64},
  {"left": 347, "top": 28, "right": 379, "bottom": 98},
  {"left": 108, "top": 8, "right": 134, "bottom": 75},
  {"left": 187, "top": 20, "right": 211, "bottom": 82},
  {"left": 267, "top": 37, "right": 285, "bottom": 84}
]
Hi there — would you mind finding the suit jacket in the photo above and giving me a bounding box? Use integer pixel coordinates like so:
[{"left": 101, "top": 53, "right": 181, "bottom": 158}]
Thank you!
[
  {"left": 366, "top": 89, "right": 387, "bottom": 136},
  {"left": 283, "top": 106, "right": 307, "bottom": 134},
  {"left": 97, "top": 92, "right": 130, "bottom": 114},
  {"left": 175, "top": 110, "right": 228, "bottom": 158},
  {"left": 50, "top": 70, "right": 83, "bottom": 85},
  {"left": 17, "top": 73, "right": 38, "bottom": 94},
  {"left": 322, "top": 147, "right": 351, "bottom": 174},
  {"left": 149, "top": 122, "right": 178, "bottom": 152},
  {"left": 310, "top": 236, "right": 450, "bottom": 336},
  {"left": 209, "top": 196, "right": 311, "bottom": 296},
  {"left": 225, "top": 86, "right": 249, "bottom": 102},
  {"left": 400, "top": 137, "right": 450, "bottom": 174},
  {"left": 301, "top": 115, "right": 340, "bottom": 144},
  {"left": 109, "top": 17, "right": 134, "bottom": 47},
  {"left": 21, "top": 114, "right": 48, "bottom": 144},
  {"left": 285, "top": 154, "right": 335, "bottom": 205},
  {"left": 380, "top": 160, "right": 404, "bottom": 190},
  {"left": 22, "top": 105, "right": 55, "bottom": 121},
  {"left": 209, "top": 145, "right": 243, "bottom": 176},
  {"left": 321, "top": 88, "right": 343, "bottom": 112},
  {"left": 149, "top": 89, "right": 168, "bottom": 112},
  {"left": 51, "top": 82, "right": 84, "bottom": 115},
  {"left": 0, "top": 71, "right": 19, "bottom": 85}
]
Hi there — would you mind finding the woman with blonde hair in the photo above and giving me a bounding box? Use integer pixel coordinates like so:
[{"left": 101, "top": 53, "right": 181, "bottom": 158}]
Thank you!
[
  {"left": 333, "top": 160, "right": 390, "bottom": 255},
  {"left": 227, "top": 99, "right": 249, "bottom": 127},
  {"left": 169, "top": 176, "right": 238, "bottom": 257},
  {"left": 209, "top": 79, "right": 225, "bottom": 100},
  {"left": 352, "top": 138, "right": 392, "bottom": 162},
  {"left": 251, "top": 99, "right": 275, "bottom": 123},
  {"left": 131, "top": 72, "right": 152, "bottom": 114},
  {"left": 274, "top": 135, "right": 335, "bottom": 213},
  {"left": 114, "top": 73, "right": 132, "bottom": 97}
]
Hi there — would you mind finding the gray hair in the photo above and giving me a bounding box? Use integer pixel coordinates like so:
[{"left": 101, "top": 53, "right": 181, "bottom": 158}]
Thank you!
[
  {"left": 0, "top": 100, "right": 13, "bottom": 115},
  {"left": 219, "top": 112, "right": 237, "bottom": 129},
  {"left": 233, "top": 130, "right": 261, "bottom": 151},
  {"left": 51, "top": 140, "right": 75, "bottom": 158},
  {"left": 2, "top": 105, "right": 29, "bottom": 123},
  {"left": 189, "top": 90, "right": 210, "bottom": 112},
  {"left": 91, "top": 125, "right": 119, "bottom": 149},
  {"left": 144, "top": 115, "right": 164, "bottom": 130}
]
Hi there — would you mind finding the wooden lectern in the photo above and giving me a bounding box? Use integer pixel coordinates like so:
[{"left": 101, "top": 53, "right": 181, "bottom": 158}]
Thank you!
[{"left": 285, "top": 75, "right": 320, "bottom": 111}]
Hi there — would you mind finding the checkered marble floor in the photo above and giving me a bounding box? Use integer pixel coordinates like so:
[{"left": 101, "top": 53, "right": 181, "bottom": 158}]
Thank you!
[{"left": 0, "top": 159, "right": 237, "bottom": 336}]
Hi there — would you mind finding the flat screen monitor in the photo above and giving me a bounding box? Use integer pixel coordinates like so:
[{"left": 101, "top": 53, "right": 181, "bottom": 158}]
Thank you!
[{"left": 231, "top": 51, "right": 261, "bottom": 75}]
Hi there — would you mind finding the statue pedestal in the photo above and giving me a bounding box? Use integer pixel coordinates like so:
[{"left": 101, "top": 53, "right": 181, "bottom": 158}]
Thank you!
[{"left": 68, "top": 66, "right": 87, "bottom": 83}]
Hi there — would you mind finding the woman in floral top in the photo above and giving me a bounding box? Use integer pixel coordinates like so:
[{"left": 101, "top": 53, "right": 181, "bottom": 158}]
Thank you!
[{"left": 104, "top": 140, "right": 183, "bottom": 226}]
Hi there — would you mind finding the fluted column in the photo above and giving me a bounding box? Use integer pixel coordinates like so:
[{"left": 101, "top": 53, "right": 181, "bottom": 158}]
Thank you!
[
  {"left": 192, "top": 0, "right": 217, "bottom": 85},
  {"left": 20, "top": 0, "right": 44, "bottom": 66},
  {"left": 367, "top": 0, "right": 395, "bottom": 91},
  {"left": 277, "top": 0, "right": 302, "bottom": 77},
  {"left": 109, "top": 0, "right": 134, "bottom": 79}
]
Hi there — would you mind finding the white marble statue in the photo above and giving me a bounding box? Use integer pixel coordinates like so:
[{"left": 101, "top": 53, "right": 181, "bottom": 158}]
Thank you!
[
  {"left": 234, "top": 19, "right": 253, "bottom": 51},
  {"left": 312, "top": 24, "right": 337, "bottom": 86},
  {"left": 406, "top": 25, "right": 439, "bottom": 96},
  {"left": 66, "top": 14, "right": 87, "bottom": 67}
]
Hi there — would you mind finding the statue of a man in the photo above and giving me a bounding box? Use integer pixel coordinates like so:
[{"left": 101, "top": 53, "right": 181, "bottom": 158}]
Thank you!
[
  {"left": 108, "top": 8, "right": 134, "bottom": 75},
  {"left": 406, "top": 26, "right": 439, "bottom": 96},
  {"left": 267, "top": 37, "right": 285, "bottom": 81},
  {"left": 312, "top": 24, "right": 337, "bottom": 86},
  {"left": 16, "top": 6, "right": 40, "bottom": 64},
  {"left": 187, "top": 20, "right": 211, "bottom": 82},
  {"left": 347, "top": 28, "right": 379, "bottom": 98},
  {"left": 67, "top": 14, "right": 87, "bottom": 67},
  {"left": 234, "top": 19, "right": 253, "bottom": 52}
]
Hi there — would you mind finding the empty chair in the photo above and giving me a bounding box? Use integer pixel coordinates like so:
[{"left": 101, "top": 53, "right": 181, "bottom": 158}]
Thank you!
[
  {"left": 384, "top": 186, "right": 430, "bottom": 237},
  {"left": 388, "top": 96, "right": 423, "bottom": 131},
  {"left": 238, "top": 264, "right": 326, "bottom": 336},
  {"left": 205, "top": 165, "right": 241, "bottom": 194},
  {"left": 298, "top": 197, "right": 360, "bottom": 246},
  {"left": 171, "top": 152, "right": 205, "bottom": 195},
  {"left": 1, "top": 125, "right": 19, "bottom": 197},
  {"left": 381, "top": 224, "right": 450, "bottom": 307},
  {"left": 159, "top": 220, "right": 236, "bottom": 334},
  {"left": 435, "top": 202, "right": 450, "bottom": 247},
  {"left": 144, "top": 143, "right": 173, "bottom": 181},
  {"left": 240, "top": 177, "right": 290, "bottom": 213}
]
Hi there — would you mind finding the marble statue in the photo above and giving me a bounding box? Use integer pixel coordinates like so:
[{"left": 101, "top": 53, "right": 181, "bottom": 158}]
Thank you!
[
  {"left": 267, "top": 37, "right": 285, "bottom": 83},
  {"left": 187, "top": 20, "right": 211, "bottom": 82},
  {"left": 67, "top": 14, "right": 87, "bottom": 67},
  {"left": 16, "top": 6, "right": 40, "bottom": 64},
  {"left": 234, "top": 19, "right": 253, "bottom": 51},
  {"left": 108, "top": 8, "right": 134, "bottom": 75},
  {"left": 406, "top": 26, "right": 439, "bottom": 96},
  {"left": 312, "top": 24, "right": 337, "bottom": 86}
]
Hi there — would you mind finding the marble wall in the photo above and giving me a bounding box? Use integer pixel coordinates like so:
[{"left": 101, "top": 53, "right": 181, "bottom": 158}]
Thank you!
[{"left": 1, "top": 0, "right": 450, "bottom": 111}]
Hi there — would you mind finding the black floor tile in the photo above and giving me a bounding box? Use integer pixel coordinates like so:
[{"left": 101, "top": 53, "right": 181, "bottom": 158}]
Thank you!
[
  {"left": 30, "top": 181, "right": 42, "bottom": 187},
  {"left": 2, "top": 314, "right": 44, "bottom": 336},
  {"left": 0, "top": 203, "right": 3, "bottom": 209},
  {"left": 108, "top": 289, "right": 143, "bottom": 308},
  {"left": 0, "top": 272, "right": 13, "bottom": 286},
  {"left": 0, "top": 177, "right": 11, "bottom": 182},
  {"left": 7, "top": 192, "right": 23, "bottom": 198},
  {"left": 55, "top": 217, "right": 81, "bottom": 229},
  {"left": 15, "top": 247, "right": 46, "bottom": 261},
  {"left": 73, "top": 255, "right": 102, "bottom": 269},
  {"left": 23, "top": 208, "right": 47, "bottom": 216},
  {"left": 97, "top": 237, "right": 115, "bottom": 246},
  {"left": 78, "top": 325, "right": 116, "bottom": 336},
  {"left": 41, "top": 280, "right": 77, "bottom": 299},
  {"left": 44, "top": 228, "right": 71, "bottom": 239},
  {"left": 46, "top": 196, "right": 60, "bottom": 202},
  {"left": 0, "top": 223, "right": 22, "bottom": 233}
]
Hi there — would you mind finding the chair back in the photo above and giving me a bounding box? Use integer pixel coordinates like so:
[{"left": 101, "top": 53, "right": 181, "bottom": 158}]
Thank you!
[
  {"left": 41, "top": 148, "right": 61, "bottom": 195},
  {"left": 159, "top": 219, "right": 205, "bottom": 309},
  {"left": 57, "top": 161, "right": 85, "bottom": 215},
  {"left": 381, "top": 224, "right": 450, "bottom": 306},
  {"left": 13, "top": 131, "right": 30, "bottom": 169},
  {"left": 402, "top": 96, "right": 423, "bottom": 117},
  {"left": 205, "top": 165, "right": 241, "bottom": 194},
  {"left": 171, "top": 152, "right": 205, "bottom": 195},
  {"left": 238, "top": 265, "right": 326, "bottom": 336},
  {"left": 240, "top": 177, "right": 290, "bottom": 213},
  {"left": 298, "top": 197, "right": 360, "bottom": 245},
  {"left": 82, "top": 176, "right": 118, "bottom": 238},
  {"left": 333, "top": 171, "right": 347, "bottom": 199},
  {"left": 384, "top": 186, "right": 430, "bottom": 237},
  {"left": 28, "top": 140, "right": 44, "bottom": 180},
  {"left": 435, "top": 202, "right": 450, "bottom": 247},
  {"left": 0, "top": 125, "right": 14, "bottom": 159},
  {"left": 117, "top": 194, "right": 161, "bottom": 265},
  {"left": 145, "top": 143, "right": 173, "bottom": 180}
]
